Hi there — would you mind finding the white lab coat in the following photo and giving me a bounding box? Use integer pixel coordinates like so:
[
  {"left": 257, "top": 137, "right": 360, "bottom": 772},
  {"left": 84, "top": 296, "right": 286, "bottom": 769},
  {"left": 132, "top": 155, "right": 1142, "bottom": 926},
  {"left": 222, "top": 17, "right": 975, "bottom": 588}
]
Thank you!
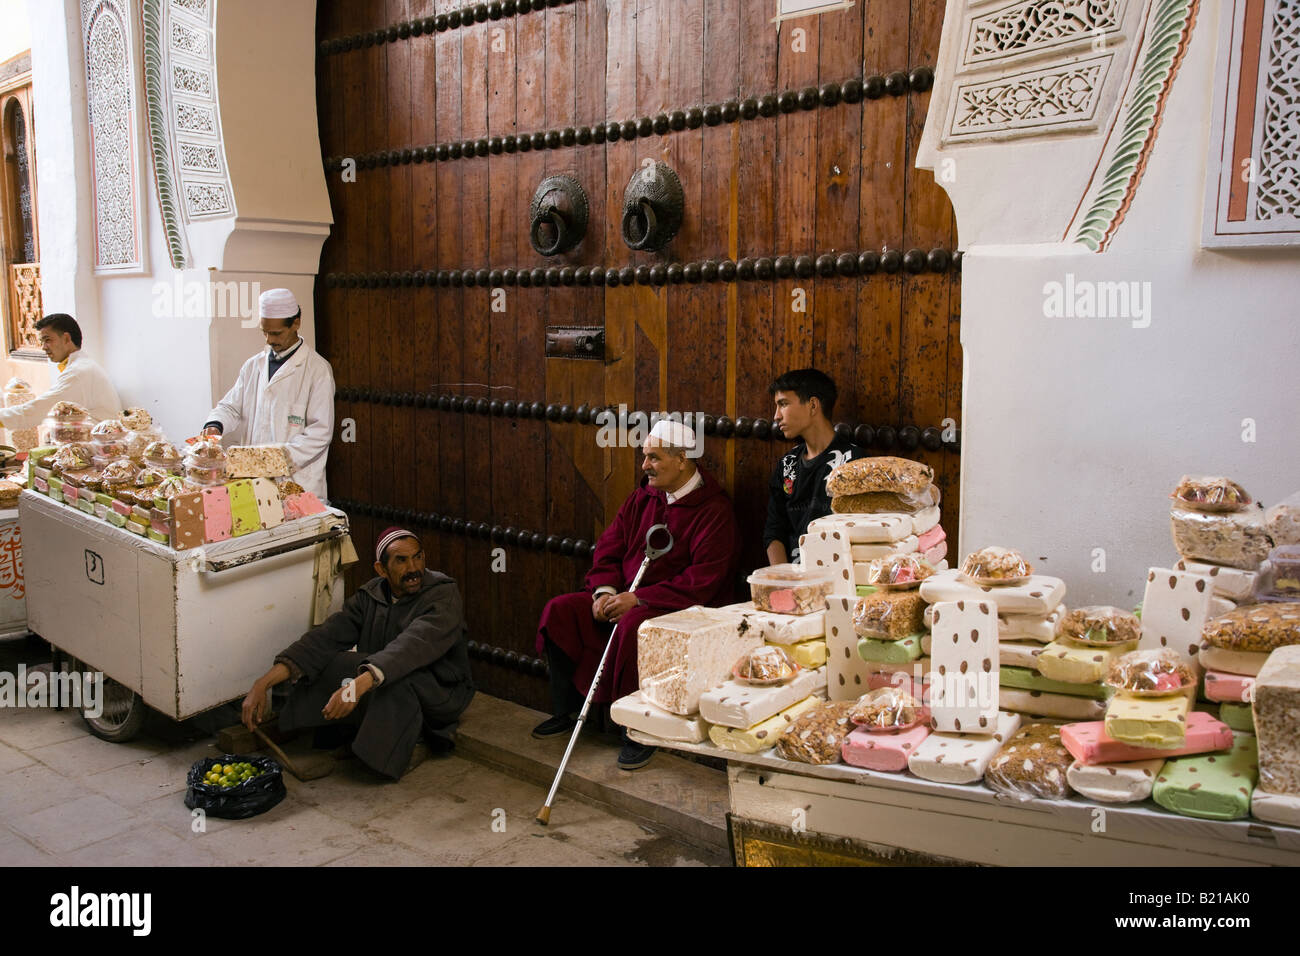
[
  {"left": 0, "top": 351, "right": 123, "bottom": 430},
  {"left": 207, "top": 340, "right": 336, "bottom": 501}
]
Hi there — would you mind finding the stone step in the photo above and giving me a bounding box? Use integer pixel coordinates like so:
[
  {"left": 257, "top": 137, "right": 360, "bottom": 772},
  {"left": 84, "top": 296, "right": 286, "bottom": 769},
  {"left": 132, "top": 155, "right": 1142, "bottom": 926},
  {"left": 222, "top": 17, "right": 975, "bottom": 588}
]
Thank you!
[{"left": 455, "top": 694, "right": 731, "bottom": 861}]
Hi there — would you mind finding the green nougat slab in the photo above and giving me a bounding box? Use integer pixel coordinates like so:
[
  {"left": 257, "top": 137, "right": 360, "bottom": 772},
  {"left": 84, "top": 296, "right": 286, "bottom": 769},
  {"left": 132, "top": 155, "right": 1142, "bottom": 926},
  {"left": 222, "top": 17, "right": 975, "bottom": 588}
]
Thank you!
[
  {"left": 1218, "top": 701, "right": 1255, "bottom": 733},
  {"left": 1153, "top": 733, "right": 1258, "bottom": 821},
  {"left": 228, "top": 479, "right": 262, "bottom": 536},
  {"left": 999, "top": 666, "right": 1110, "bottom": 700},
  {"left": 858, "top": 633, "right": 924, "bottom": 664}
]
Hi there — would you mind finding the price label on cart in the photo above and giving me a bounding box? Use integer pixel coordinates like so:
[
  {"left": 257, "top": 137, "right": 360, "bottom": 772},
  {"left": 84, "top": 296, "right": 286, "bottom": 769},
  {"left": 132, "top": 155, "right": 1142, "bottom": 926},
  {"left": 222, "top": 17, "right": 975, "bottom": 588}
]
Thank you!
[{"left": 84, "top": 549, "right": 104, "bottom": 586}]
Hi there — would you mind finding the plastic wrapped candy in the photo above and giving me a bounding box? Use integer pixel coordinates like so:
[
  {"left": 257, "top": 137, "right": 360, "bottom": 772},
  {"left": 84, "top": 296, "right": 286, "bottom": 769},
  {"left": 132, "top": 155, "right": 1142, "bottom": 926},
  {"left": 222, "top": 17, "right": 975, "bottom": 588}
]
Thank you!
[
  {"left": 1253, "top": 546, "right": 1300, "bottom": 602},
  {"left": 986, "top": 723, "right": 1074, "bottom": 801},
  {"left": 120, "top": 407, "right": 153, "bottom": 431},
  {"left": 98, "top": 458, "right": 139, "bottom": 491},
  {"left": 746, "top": 563, "right": 834, "bottom": 615},
  {"left": 960, "top": 546, "right": 1033, "bottom": 585},
  {"left": 826, "top": 456, "right": 934, "bottom": 498},
  {"left": 50, "top": 443, "right": 95, "bottom": 473},
  {"left": 1170, "top": 506, "right": 1271, "bottom": 571},
  {"left": 849, "top": 686, "right": 929, "bottom": 733},
  {"left": 123, "top": 425, "right": 165, "bottom": 461},
  {"left": 1061, "top": 606, "right": 1142, "bottom": 647},
  {"left": 774, "top": 701, "right": 855, "bottom": 765},
  {"left": 143, "top": 440, "right": 183, "bottom": 471},
  {"left": 852, "top": 590, "right": 926, "bottom": 640},
  {"left": 864, "top": 553, "right": 935, "bottom": 590},
  {"left": 1171, "top": 475, "right": 1253, "bottom": 514},
  {"left": 154, "top": 476, "right": 192, "bottom": 501},
  {"left": 1201, "top": 602, "right": 1300, "bottom": 653},
  {"left": 1265, "top": 491, "right": 1300, "bottom": 547},
  {"left": 3, "top": 378, "right": 38, "bottom": 451},
  {"left": 1105, "top": 648, "right": 1197, "bottom": 697},
  {"left": 44, "top": 404, "right": 93, "bottom": 444},
  {"left": 134, "top": 466, "right": 171, "bottom": 488},
  {"left": 732, "top": 645, "right": 800, "bottom": 685},
  {"left": 187, "top": 438, "right": 226, "bottom": 463}
]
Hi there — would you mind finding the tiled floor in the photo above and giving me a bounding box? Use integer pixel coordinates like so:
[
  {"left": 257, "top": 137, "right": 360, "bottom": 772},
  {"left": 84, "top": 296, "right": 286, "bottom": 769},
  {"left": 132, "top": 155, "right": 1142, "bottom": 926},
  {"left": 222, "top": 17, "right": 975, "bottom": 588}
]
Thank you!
[{"left": 0, "top": 637, "right": 723, "bottom": 867}]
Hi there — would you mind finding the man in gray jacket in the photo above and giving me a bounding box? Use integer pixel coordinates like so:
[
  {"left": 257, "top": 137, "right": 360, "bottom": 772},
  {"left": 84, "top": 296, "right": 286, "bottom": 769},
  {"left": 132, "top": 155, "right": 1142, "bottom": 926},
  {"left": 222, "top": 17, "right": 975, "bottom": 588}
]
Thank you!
[{"left": 241, "top": 527, "right": 473, "bottom": 779}]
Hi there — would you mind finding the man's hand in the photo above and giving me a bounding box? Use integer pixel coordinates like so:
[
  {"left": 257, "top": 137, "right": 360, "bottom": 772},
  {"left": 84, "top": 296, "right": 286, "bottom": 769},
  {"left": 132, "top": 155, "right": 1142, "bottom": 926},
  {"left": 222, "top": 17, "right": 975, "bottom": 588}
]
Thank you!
[
  {"left": 241, "top": 661, "right": 291, "bottom": 730},
  {"left": 323, "top": 671, "right": 375, "bottom": 721},
  {"left": 241, "top": 682, "right": 271, "bottom": 731},
  {"left": 602, "top": 592, "right": 641, "bottom": 623},
  {"left": 591, "top": 593, "right": 614, "bottom": 621}
]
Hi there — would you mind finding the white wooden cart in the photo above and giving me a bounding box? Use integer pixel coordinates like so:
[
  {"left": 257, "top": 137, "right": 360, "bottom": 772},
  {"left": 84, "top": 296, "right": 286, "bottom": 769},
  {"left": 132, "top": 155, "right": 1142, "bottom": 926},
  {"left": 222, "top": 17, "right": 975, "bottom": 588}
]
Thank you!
[
  {"left": 20, "top": 490, "right": 349, "bottom": 741},
  {"left": 629, "top": 732, "right": 1300, "bottom": 867}
]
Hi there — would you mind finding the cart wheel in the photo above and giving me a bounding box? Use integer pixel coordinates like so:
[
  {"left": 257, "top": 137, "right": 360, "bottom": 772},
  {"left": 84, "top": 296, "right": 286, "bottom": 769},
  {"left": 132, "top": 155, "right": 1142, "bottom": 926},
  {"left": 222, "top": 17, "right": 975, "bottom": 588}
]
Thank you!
[{"left": 82, "top": 676, "right": 147, "bottom": 743}]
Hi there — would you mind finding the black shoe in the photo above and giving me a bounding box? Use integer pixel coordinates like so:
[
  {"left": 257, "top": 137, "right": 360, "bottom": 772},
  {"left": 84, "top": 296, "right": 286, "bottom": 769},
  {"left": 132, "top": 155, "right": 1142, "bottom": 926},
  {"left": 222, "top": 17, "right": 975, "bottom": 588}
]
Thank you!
[
  {"left": 617, "top": 739, "right": 657, "bottom": 770},
  {"left": 531, "top": 715, "right": 577, "bottom": 739}
]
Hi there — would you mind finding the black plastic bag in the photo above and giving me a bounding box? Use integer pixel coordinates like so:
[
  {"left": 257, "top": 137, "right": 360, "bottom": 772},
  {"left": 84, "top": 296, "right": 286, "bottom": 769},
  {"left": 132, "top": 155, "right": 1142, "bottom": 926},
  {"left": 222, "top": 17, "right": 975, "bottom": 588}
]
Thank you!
[{"left": 184, "top": 753, "right": 286, "bottom": 820}]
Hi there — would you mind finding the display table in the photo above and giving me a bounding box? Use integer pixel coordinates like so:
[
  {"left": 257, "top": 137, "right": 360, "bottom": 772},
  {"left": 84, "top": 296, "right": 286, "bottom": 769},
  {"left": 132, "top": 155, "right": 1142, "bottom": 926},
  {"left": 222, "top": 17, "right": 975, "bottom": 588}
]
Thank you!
[
  {"left": 20, "top": 490, "right": 348, "bottom": 724},
  {"left": 628, "top": 731, "right": 1300, "bottom": 866}
]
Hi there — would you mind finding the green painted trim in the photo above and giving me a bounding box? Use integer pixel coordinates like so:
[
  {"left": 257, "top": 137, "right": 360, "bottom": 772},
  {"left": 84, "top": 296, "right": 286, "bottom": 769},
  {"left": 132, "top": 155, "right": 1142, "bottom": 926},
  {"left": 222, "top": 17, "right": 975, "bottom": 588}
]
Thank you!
[
  {"left": 1073, "top": 0, "right": 1199, "bottom": 251},
  {"left": 141, "top": 0, "right": 188, "bottom": 269}
]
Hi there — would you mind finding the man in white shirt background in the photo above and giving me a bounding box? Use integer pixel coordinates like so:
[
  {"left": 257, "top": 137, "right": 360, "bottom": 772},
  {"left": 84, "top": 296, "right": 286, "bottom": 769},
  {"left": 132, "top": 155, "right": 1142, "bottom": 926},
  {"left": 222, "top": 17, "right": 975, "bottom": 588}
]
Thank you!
[
  {"left": 0, "top": 314, "right": 123, "bottom": 431},
  {"left": 201, "top": 289, "right": 336, "bottom": 501}
]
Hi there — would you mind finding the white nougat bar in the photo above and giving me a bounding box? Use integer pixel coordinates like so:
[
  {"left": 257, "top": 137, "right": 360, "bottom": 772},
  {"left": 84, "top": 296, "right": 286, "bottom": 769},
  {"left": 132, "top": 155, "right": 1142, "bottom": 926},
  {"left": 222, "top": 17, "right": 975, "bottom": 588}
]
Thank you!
[
  {"left": 225, "top": 444, "right": 294, "bottom": 478},
  {"left": 1066, "top": 759, "right": 1165, "bottom": 804},
  {"left": 1140, "top": 566, "right": 1216, "bottom": 677},
  {"left": 929, "top": 599, "right": 1000, "bottom": 734},
  {"left": 850, "top": 537, "right": 918, "bottom": 561},
  {"left": 611, "top": 691, "right": 709, "bottom": 743},
  {"left": 826, "top": 595, "right": 878, "bottom": 700},
  {"left": 1173, "top": 558, "right": 1258, "bottom": 601},
  {"left": 924, "top": 603, "right": 1065, "bottom": 643},
  {"left": 699, "top": 666, "right": 827, "bottom": 730},
  {"left": 919, "top": 569, "right": 1066, "bottom": 616},
  {"left": 637, "top": 607, "right": 763, "bottom": 715},
  {"left": 715, "top": 602, "right": 826, "bottom": 645},
  {"left": 906, "top": 711, "right": 1022, "bottom": 785}
]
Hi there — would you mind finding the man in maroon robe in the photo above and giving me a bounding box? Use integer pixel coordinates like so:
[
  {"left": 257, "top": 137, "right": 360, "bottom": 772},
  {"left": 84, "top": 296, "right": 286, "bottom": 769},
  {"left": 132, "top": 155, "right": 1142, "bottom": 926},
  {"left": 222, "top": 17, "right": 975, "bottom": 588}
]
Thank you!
[{"left": 533, "top": 420, "right": 740, "bottom": 769}]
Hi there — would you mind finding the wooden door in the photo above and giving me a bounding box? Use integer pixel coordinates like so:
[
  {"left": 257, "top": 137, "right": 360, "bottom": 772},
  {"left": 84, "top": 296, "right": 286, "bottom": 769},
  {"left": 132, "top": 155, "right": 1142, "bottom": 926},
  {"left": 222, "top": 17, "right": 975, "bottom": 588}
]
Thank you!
[{"left": 314, "top": 0, "right": 960, "bottom": 710}]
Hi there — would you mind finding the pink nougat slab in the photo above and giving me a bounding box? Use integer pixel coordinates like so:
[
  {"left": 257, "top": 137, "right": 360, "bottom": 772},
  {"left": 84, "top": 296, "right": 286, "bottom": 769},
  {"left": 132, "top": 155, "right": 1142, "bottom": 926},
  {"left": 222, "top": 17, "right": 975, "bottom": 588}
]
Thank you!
[
  {"left": 283, "top": 491, "right": 327, "bottom": 520},
  {"left": 201, "top": 486, "right": 233, "bottom": 543},
  {"left": 1203, "top": 669, "right": 1255, "bottom": 704},
  {"left": 924, "top": 540, "right": 948, "bottom": 566},
  {"left": 1060, "top": 711, "right": 1234, "bottom": 766},
  {"left": 917, "top": 524, "right": 946, "bottom": 553},
  {"left": 841, "top": 723, "right": 931, "bottom": 772}
]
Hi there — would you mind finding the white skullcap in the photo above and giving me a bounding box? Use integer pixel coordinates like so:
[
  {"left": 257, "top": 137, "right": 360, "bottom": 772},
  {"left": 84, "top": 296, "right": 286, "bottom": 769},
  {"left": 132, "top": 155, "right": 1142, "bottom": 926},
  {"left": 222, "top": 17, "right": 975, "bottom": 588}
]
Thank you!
[
  {"left": 647, "top": 419, "right": 697, "bottom": 448},
  {"left": 259, "top": 288, "right": 300, "bottom": 320}
]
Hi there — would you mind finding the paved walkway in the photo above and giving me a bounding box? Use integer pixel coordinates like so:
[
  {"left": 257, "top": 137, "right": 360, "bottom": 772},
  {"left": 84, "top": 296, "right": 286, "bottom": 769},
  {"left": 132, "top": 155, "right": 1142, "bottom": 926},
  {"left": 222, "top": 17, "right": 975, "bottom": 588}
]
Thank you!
[{"left": 0, "top": 638, "right": 724, "bottom": 867}]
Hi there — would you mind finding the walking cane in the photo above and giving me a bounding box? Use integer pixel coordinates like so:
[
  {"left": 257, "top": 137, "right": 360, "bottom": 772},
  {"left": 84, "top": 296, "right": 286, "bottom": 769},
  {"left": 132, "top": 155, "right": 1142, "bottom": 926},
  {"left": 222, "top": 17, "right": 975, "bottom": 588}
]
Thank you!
[{"left": 536, "top": 523, "right": 674, "bottom": 825}]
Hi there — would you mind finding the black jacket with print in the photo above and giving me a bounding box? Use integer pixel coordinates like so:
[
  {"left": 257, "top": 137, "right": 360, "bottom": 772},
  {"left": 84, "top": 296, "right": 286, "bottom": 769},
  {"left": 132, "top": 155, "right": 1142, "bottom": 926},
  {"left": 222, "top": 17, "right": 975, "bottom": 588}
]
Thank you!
[{"left": 763, "top": 435, "right": 866, "bottom": 561}]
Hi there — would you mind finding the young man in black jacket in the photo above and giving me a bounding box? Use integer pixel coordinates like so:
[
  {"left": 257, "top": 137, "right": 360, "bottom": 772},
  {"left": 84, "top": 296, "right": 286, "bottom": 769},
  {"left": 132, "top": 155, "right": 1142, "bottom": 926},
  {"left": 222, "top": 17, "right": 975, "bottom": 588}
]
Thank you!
[
  {"left": 762, "top": 369, "right": 867, "bottom": 565},
  {"left": 241, "top": 527, "right": 474, "bottom": 779}
]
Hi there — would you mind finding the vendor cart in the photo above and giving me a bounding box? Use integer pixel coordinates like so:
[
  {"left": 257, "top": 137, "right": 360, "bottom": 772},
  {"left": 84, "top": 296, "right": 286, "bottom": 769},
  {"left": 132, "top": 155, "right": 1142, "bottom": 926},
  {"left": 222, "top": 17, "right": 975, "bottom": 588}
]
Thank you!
[
  {"left": 20, "top": 490, "right": 350, "bottom": 741},
  {"left": 0, "top": 503, "right": 28, "bottom": 639},
  {"left": 629, "top": 732, "right": 1300, "bottom": 867}
]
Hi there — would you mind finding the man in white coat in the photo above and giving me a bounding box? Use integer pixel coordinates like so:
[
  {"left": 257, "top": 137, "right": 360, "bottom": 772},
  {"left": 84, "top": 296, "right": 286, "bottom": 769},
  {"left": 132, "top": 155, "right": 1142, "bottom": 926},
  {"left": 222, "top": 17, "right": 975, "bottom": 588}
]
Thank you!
[
  {"left": 0, "top": 314, "right": 122, "bottom": 429},
  {"left": 202, "top": 289, "right": 336, "bottom": 500}
]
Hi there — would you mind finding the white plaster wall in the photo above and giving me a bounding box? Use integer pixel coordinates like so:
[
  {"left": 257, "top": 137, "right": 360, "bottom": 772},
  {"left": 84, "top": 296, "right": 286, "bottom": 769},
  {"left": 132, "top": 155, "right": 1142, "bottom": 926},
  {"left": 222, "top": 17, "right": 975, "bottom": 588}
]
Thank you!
[
  {"left": 24, "top": 0, "right": 331, "bottom": 443},
  {"left": 948, "top": 3, "right": 1300, "bottom": 608},
  {"left": 0, "top": 0, "right": 31, "bottom": 63}
]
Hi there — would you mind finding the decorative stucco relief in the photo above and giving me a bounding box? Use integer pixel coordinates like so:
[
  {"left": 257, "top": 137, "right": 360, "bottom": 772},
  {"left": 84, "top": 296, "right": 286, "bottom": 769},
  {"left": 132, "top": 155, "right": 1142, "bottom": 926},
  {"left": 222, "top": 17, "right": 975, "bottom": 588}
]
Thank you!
[
  {"left": 1204, "top": 0, "right": 1300, "bottom": 246},
  {"left": 142, "top": 0, "right": 234, "bottom": 268},
  {"left": 964, "top": 0, "right": 1129, "bottom": 65},
  {"left": 82, "top": 0, "right": 142, "bottom": 271},
  {"left": 948, "top": 54, "right": 1114, "bottom": 137}
]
